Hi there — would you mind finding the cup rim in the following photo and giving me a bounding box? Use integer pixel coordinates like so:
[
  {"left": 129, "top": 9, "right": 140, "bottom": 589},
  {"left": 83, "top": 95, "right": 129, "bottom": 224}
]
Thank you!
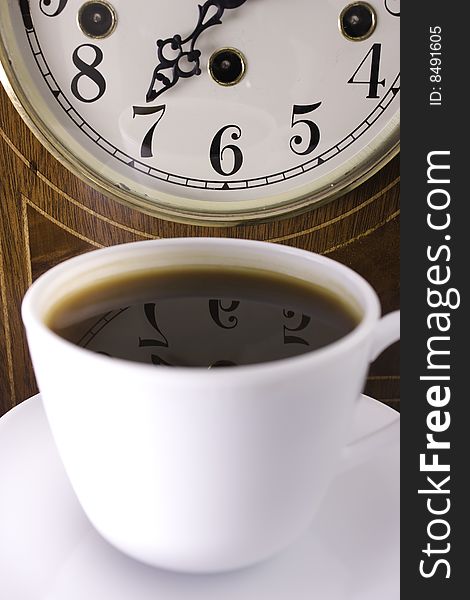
[{"left": 22, "top": 238, "right": 381, "bottom": 380}]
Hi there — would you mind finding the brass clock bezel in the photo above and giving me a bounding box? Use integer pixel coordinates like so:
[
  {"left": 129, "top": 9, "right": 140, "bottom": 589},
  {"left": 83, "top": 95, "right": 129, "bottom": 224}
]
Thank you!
[{"left": 0, "top": 7, "right": 399, "bottom": 227}]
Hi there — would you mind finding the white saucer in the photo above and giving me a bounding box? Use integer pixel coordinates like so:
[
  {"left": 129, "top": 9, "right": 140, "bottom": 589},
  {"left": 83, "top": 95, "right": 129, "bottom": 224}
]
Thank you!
[{"left": 0, "top": 394, "right": 399, "bottom": 600}]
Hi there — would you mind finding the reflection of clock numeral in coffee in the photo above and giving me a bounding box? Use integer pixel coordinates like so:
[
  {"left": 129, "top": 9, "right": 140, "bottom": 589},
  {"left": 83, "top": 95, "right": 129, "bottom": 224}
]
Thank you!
[
  {"left": 151, "top": 354, "right": 172, "bottom": 366},
  {"left": 283, "top": 310, "right": 311, "bottom": 346},
  {"left": 348, "top": 43, "right": 385, "bottom": 99},
  {"left": 71, "top": 44, "right": 106, "bottom": 103},
  {"left": 209, "top": 300, "right": 240, "bottom": 329},
  {"left": 40, "top": 0, "right": 69, "bottom": 17},
  {"left": 138, "top": 303, "right": 169, "bottom": 348},
  {"left": 210, "top": 126, "right": 243, "bottom": 176},
  {"left": 132, "top": 104, "right": 167, "bottom": 158},
  {"left": 290, "top": 103, "right": 322, "bottom": 156}
]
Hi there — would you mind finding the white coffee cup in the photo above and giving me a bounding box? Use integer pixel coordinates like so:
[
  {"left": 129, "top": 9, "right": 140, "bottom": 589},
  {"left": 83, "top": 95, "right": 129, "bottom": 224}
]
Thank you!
[{"left": 22, "top": 238, "right": 399, "bottom": 574}]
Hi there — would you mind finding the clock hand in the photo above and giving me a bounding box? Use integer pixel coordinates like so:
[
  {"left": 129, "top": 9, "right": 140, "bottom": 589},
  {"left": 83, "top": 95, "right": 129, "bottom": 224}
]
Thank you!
[{"left": 146, "top": 0, "right": 249, "bottom": 102}]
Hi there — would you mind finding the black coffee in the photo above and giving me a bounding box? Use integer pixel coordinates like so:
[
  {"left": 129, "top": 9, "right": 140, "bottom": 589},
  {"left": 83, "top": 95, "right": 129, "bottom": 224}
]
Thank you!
[{"left": 47, "top": 266, "right": 360, "bottom": 367}]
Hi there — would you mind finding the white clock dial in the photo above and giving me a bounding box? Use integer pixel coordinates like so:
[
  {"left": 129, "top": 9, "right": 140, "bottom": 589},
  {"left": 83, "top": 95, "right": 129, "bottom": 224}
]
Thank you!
[{"left": 0, "top": 0, "right": 399, "bottom": 223}]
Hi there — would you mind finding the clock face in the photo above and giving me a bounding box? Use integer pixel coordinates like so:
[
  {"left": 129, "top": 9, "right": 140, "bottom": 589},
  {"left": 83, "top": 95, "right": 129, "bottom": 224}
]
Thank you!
[{"left": 0, "top": 0, "right": 399, "bottom": 223}]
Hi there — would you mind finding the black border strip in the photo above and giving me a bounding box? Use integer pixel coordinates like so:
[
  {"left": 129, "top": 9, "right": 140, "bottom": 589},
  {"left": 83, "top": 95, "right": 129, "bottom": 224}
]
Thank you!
[{"left": 401, "top": 1, "right": 467, "bottom": 596}]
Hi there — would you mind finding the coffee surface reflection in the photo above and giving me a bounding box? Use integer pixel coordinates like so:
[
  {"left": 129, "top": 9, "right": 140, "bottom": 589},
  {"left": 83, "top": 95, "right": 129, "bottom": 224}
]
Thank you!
[{"left": 48, "top": 266, "right": 359, "bottom": 367}]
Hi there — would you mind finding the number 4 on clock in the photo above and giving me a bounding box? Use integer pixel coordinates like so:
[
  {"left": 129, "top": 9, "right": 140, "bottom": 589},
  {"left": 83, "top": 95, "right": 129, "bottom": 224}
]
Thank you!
[{"left": 348, "top": 43, "right": 385, "bottom": 99}]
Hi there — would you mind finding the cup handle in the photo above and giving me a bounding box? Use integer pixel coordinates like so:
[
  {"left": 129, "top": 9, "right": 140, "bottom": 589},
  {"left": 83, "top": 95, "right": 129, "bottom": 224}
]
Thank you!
[
  {"left": 369, "top": 310, "right": 400, "bottom": 362},
  {"left": 340, "top": 310, "right": 400, "bottom": 470}
]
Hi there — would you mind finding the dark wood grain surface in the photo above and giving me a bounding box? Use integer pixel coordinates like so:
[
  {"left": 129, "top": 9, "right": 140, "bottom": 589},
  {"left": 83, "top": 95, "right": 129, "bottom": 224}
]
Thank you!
[{"left": 0, "top": 84, "right": 399, "bottom": 415}]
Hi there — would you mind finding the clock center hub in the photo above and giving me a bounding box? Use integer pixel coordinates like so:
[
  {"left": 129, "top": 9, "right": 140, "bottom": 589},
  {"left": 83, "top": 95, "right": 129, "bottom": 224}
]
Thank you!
[{"left": 209, "top": 48, "right": 247, "bottom": 87}]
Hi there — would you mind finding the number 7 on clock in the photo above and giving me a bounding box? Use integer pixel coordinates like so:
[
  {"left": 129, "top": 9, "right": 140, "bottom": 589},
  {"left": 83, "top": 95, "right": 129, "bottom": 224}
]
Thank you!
[{"left": 132, "top": 104, "right": 167, "bottom": 158}]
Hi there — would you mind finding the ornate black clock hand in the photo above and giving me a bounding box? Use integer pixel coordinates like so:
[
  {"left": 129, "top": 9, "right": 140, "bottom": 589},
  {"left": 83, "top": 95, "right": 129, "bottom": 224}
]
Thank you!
[{"left": 146, "top": 0, "right": 248, "bottom": 102}]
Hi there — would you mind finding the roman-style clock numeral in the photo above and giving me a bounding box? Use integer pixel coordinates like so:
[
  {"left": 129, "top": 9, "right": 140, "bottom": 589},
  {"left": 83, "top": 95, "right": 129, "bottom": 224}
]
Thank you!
[
  {"left": 71, "top": 44, "right": 106, "bottom": 103},
  {"left": 290, "top": 103, "right": 322, "bottom": 156},
  {"left": 348, "top": 43, "right": 385, "bottom": 99},
  {"left": 210, "top": 126, "right": 243, "bottom": 176},
  {"left": 132, "top": 105, "right": 167, "bottom": 158}
]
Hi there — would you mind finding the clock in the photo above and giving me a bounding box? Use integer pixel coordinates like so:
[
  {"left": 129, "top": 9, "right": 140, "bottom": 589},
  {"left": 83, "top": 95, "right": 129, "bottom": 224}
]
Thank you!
[{"left": 0, "top": 0, "right": 399, "bottom": 224}]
